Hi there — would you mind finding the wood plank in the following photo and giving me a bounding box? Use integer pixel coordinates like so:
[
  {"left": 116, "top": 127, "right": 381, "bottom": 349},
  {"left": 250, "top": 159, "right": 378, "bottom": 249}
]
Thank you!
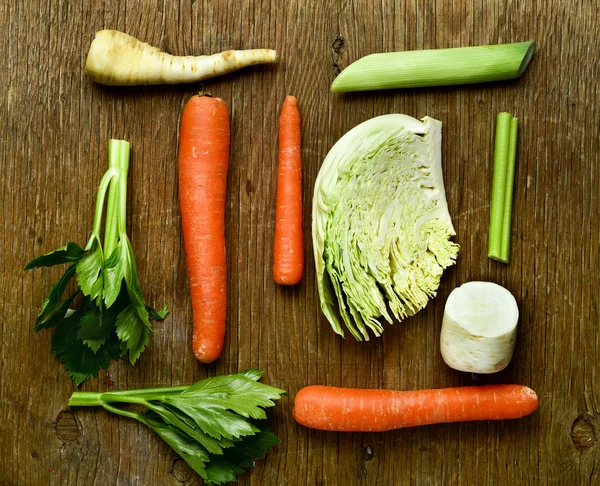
[{"left": 1, "top": 0, "right": 598, "bottom": 484}]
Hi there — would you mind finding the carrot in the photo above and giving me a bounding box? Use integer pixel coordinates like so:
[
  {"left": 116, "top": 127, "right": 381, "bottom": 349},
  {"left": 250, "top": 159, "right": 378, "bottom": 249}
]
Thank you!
[
  {"left": 293, "top": 384, "right": 538, "bottom": 432},
  {"left": 178, "top": 95, "right": 230, "bottom": 363},
  {"left": 273, "top": 95, "right": 304, "bottom": 285}
]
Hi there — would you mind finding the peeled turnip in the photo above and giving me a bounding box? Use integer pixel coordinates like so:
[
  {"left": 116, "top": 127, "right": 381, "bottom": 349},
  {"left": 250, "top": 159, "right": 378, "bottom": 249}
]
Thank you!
[{"left": 440, "top": 281, "right": 519, "bottom": 374}]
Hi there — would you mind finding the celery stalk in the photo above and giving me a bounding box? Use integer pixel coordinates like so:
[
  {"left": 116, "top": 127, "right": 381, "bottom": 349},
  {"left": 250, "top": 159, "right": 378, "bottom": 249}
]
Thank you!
[
  {"left": 500, "top": 118, "right": 519, "bottom": 261},
  {"left": 488, "top": 113, "right": 518, "bottom": 263}
]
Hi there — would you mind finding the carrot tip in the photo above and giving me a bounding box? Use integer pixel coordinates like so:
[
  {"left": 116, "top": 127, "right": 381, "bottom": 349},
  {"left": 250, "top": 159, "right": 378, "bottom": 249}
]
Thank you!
[
  {"left": 194, "top": 348, "right": 221, "bottom": 363},
  {"left": 274, "top": 273, "right": 303, "bottom": 285},
  {"left": 284, "top": 95, "right": 297, "bottom": 105}
]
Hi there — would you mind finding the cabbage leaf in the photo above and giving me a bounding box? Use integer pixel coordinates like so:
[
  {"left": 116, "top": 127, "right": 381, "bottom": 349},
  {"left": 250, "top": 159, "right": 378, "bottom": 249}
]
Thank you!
[{"left": 312, "top": 115, "right": 459, "bottom": 340}]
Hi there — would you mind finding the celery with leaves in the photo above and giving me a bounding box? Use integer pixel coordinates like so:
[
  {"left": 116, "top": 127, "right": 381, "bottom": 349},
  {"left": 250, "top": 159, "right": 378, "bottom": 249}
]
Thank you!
[
  {"left": 68, "top": 370, "right": 286, "bottom": 485},
  {"left": 25, "top": 140, "right": 167, "bottom": 384}
]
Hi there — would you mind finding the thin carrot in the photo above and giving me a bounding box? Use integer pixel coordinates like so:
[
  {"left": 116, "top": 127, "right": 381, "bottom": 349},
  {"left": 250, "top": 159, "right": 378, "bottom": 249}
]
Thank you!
[
  {"left": 273, "top": 95, "right": 304, "bottom": 285},
  {"left": 293, "top": 384, "right": 538, "bottom": 432},
  {"left": 178, "top": 94, "right": 230, "bottom": 363}
]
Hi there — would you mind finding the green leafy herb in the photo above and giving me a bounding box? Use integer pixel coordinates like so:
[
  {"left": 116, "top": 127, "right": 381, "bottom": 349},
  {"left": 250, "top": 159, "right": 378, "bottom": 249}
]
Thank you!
[
  {"left": 25, "top": 139, "right": 167, "bottom": 384},
  {"left": 68, "top": 370, "right": 286, "bottom": 485}
]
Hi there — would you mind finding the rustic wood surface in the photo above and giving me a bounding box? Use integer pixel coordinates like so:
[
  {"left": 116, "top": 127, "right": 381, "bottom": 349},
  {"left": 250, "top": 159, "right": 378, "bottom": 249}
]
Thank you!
[{"left": 1, "top": 0, "right": 599, "bottom": 484}]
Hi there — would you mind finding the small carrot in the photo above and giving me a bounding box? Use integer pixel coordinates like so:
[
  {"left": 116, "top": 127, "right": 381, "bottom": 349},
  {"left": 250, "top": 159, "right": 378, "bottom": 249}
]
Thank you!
[
  {"left": 178, "top": 94, "right": 230, "bottom": 363},
  {"left": 273, "top": 95, "right": 304, "bottom": 285},
  {"left": 293, "top": 384, "right": 538, "bottom": 432}
]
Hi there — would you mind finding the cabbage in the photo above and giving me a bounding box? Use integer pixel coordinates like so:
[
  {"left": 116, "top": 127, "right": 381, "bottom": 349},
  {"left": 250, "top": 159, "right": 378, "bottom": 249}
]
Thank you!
[{"left": 312, "top": 115, "right": 459, "bottom": 340}]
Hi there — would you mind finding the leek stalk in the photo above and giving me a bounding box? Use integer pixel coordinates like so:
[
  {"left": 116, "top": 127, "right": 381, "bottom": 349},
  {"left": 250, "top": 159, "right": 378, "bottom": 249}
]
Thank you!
[{"left": 331, "top": 42, "right": 535, "bottom": 92}]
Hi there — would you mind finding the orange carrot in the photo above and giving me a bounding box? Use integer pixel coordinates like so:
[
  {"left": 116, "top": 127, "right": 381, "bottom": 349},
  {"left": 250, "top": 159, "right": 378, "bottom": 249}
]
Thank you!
[
  {"left": 273, "top": 95, "right": 303, "bottom": 285},
  {"left": 293, "top": 384, "right": 538, "bottom": 432},
  {"left": 178, "top": 95, "right": 230, "bottom": 363}
]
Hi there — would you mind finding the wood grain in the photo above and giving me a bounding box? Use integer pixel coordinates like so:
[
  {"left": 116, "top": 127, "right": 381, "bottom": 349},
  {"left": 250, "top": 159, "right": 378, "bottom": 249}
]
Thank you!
[{"left": 1, "top": 0, "right": 599, "bottom": 484}]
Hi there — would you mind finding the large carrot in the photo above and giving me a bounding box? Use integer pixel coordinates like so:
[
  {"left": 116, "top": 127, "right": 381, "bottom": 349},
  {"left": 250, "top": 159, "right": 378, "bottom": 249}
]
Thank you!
[
  {"left": 273, "top": 95, "right": 304, "bottom": 285},
  {"left": 293, "top": 384, "right": 538, "bottom": 432},
  {"left": 178, "top": 95, "right": 230, "bottom": 363}
]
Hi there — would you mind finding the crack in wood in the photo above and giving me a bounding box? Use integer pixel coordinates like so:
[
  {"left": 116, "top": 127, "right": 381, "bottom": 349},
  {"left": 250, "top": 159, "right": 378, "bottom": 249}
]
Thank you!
[{"left": 331, "top": 35, "right": 347, "bottom": 77}]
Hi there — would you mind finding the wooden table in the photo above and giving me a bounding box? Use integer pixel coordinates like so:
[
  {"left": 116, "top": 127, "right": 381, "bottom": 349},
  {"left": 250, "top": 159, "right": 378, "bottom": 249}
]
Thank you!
[{"left": 2, "top": 1, "right": 598, "bottom": 484}]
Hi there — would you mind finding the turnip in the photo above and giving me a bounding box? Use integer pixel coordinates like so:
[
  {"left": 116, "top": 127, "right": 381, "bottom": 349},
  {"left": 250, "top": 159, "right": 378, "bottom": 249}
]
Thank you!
[
  {"left": 440, "top": 281, "right": 519, "bottom": 374},
  {"left": 85, "top": 30, "right": 278, "bottom": 86}
]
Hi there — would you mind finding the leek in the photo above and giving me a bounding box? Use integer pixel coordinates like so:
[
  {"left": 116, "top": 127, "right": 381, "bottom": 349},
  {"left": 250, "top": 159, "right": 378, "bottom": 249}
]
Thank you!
[{"left": 331, "top": 42, "right": 535, "bottom": 92}]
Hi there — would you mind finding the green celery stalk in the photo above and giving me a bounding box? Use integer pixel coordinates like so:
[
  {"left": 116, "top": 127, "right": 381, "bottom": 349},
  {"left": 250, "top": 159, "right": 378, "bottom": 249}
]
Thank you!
[
  {"left": 488, "top": 113, "right": 519, "bottom": 263},
  {"left": 331, "top": 41, "right": 535, "bottom": 92},
  {"left": 500, "top": 118, "right": 519, "bottom": 261}
]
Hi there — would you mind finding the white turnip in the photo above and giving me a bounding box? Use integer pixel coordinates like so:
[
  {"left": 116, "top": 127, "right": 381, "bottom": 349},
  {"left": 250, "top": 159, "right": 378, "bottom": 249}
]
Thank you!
[{"left": 440, "top": 281, "right": 519, "bottom": 374}]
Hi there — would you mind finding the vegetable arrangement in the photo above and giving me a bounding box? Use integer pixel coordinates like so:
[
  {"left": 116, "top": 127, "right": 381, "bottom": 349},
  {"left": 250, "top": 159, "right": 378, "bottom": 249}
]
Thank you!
[
  {"left": 178, "top": 95, "right": 231, "bottom": 364},
  {"left": 25, "top": 140, "right": 167, "bottom": 384},
  {"left": 312, "top": 115, "right": 459, "bottom": 340},
  {"left": 69, "top": 370, "right": 285, "bottom": 485},
  {"left": 25, "top": 25, "right": 541, "bottom": 483},
  {"left": 331, "top": 41, "right": 535, "bottom": 92},
  {"left": 293, "top": 384, "right": 538, "bottom": 432},
  {"left": 85, "top": 30, "right": 278, "bottom": 86},
  {"left": 273, "top": 95, "right": 304, "bottom": 285}
]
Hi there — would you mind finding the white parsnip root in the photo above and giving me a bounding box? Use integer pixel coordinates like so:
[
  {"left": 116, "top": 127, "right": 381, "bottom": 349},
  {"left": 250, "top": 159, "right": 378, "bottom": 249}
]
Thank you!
[
  {"left": 440, "top": 281, "right": 519, "bottom": 374},
  {"left": 85, "top": 30, "right": 278, "bottom": 86}
]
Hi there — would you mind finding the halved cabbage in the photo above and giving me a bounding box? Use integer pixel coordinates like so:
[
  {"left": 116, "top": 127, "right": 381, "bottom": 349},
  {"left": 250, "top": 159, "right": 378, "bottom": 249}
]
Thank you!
[{"left": 312, "top": 115, "right": 459, "bottom": 340}]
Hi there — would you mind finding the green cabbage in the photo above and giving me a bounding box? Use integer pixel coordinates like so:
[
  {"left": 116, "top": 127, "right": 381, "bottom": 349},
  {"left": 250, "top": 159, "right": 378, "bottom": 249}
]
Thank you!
[{"left": 312, "top": 115, "right": 459, "bottom": 340}]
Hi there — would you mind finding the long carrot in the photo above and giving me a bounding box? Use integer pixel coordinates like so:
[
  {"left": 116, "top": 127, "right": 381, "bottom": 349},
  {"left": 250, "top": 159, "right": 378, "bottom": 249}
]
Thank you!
[
  {"left": 293, "top": 384, "right": 538, "bottom": 432},
  {"left": 178, "top": 95, "right": 230, "bottom": 363},
  {"left": 273, "top": 95, "right": 304, "bottom": 285}
]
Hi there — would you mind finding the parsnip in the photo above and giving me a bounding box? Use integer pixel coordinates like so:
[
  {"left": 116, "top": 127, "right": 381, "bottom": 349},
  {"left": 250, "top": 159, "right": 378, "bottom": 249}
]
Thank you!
[
  {"left": 85, "top": 30, "right": 278, "bottom": 86},
  {"left": 440, "top": 281, "right": 519, "bottom": 374}
]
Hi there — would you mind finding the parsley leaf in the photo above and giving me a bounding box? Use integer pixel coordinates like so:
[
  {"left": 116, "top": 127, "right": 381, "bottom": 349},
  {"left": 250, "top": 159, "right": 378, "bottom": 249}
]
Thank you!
[
  {"left": 182, "top": 373, "right": 286, "bottom": 419},
  {"left": 115, "top": 305, "right": 151, "bottom": 364},
  {"left": 103, "top": 237, "right": 131, "bottom": 308},
  {"left": 145, "top": 402, "right": 234, "bottom": 454},
  {"left": 76, "top": 237, "right": 104, "bottom": 302},
  {"left": 68, "top": 371, "right": 286, "bottom": 484},
  {"left": 24, "top": 241, "right": 85, "bottom": 270},
  {"left": 147, "top": 304, "right": 169, "bottom": 320},
  {"left": 33, "top": 263, "right": 79, "bottom": 332},
  {"left": 204, "top": 427, "right": 280, "bottom": 484},
  {"left": 77, "top": 302, "right": 120, "bottom": 352},
  {"left": 142, "top": 416, "right": 211, "bottom": 476},
  {"left": 52, "top": 303, "right": 113, "bottom": 385}
]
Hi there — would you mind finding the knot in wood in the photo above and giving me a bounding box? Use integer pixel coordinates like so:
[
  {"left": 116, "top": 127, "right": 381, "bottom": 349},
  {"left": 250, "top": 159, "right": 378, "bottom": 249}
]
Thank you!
[
  {"left": 170, "top": 458, "right": 193, "bottom": 483},
  {"left": 571, "top": 414, "right": 597, "bottom": 450},
  {"left": 55, "top": 410, "right": 81, "bottom": 442}
]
